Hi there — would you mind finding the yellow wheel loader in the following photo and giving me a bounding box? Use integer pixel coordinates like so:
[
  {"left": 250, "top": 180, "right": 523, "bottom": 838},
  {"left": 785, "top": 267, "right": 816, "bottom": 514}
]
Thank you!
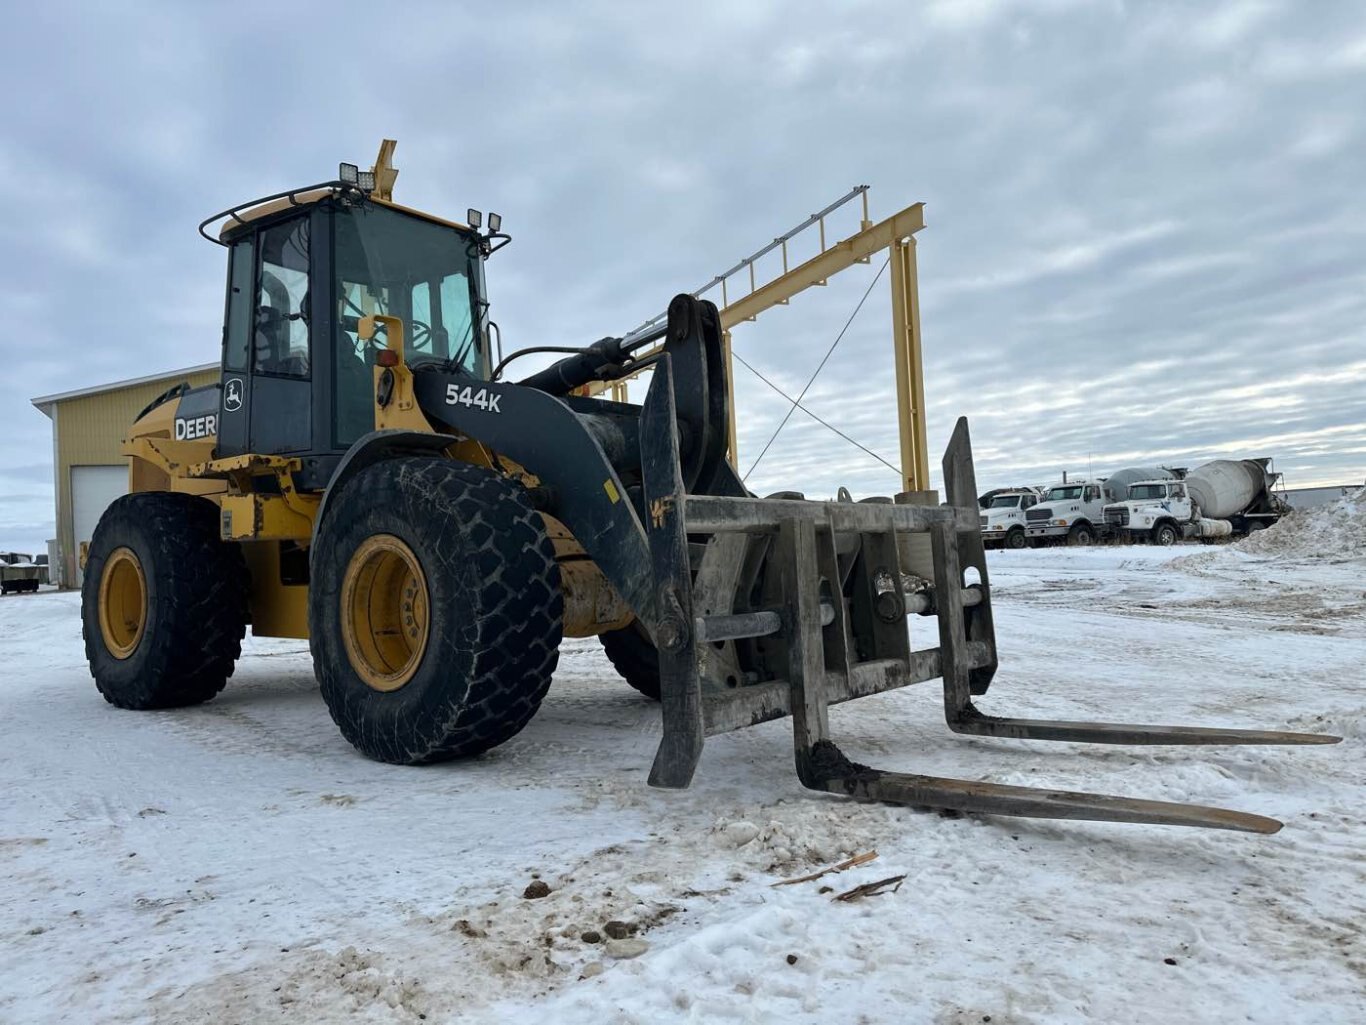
[{"left": 81, "top": 145, "right": 1338, "bottom": 833}]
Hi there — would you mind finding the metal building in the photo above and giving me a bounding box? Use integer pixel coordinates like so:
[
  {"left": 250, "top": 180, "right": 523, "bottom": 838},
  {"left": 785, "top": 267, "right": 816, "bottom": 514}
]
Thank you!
[
  {"left": 31, "top": 365, "right": 218, "bottom": 588},
  {"left": 1283, "top": 483, "right": 1363, "bottom": 509}
]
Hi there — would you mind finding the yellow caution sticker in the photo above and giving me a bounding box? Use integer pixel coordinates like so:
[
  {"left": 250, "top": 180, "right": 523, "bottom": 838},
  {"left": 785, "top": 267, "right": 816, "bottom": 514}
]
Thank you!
[{"left": 603, "top": 479, "right": 621, "bottom": 504}]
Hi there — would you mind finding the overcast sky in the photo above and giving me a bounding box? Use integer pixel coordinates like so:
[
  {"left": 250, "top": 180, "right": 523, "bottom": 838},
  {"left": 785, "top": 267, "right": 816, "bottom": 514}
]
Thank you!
[{"left": 3, "top": 0, "right": 1365, "bottom": 552}]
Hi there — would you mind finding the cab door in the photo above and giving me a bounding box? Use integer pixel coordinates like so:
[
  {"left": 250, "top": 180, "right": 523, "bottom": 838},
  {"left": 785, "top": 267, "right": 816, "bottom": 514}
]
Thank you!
[
  {"left": 215, "top": 216, "right": 315, "bottom": 458},
  {"left": 247, "top": 216, "right": 313, "bottom": 454},
  {"left": 216, "top": 239, "right": 253, "bottom": 457}
]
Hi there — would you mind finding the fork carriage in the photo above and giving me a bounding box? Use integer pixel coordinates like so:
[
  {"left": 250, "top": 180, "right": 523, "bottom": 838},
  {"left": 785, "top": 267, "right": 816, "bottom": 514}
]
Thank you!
[{"left": 637, "top": 359, "right": 1336, "bottom": 834}]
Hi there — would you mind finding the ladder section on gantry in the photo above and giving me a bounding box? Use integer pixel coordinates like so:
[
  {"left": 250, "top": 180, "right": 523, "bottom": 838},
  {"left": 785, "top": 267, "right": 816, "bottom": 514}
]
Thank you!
[{"left": 590, "top": 187, "right": 931, "bottom": 493}]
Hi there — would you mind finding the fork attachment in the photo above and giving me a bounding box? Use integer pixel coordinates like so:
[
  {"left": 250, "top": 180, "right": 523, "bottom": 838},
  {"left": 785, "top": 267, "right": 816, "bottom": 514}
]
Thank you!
[{"left": 638, "top": 358, "right": 1339, "bottom": 833}]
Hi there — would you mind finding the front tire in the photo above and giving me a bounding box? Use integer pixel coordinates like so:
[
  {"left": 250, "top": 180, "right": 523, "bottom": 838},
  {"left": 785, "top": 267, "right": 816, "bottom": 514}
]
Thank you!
[
  {"left": 309, "top": 458, "right": 563, "bottom": 765},
  {"left": 1154, "top": 523, "right": 1179, "bottom": 546},
  {"left": 82, "top": 492, "right": 248, "bottom": 709},
  {"left": 1005, "top": 527, "right": 1028, "bottom": 550}
]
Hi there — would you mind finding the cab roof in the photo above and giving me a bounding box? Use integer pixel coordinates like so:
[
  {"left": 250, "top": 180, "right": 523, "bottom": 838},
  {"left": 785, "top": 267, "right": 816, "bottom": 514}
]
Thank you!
[{"left": 202, "top": 183, "right": 474, "bottom": 246}]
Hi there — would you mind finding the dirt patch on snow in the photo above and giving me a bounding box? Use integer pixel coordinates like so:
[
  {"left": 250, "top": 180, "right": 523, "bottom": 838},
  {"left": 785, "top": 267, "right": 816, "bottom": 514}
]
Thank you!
[
  {"left": 1166, "top": 490, "right": 1366, "bottom": 637},
  {"left": 141, "top": 843, "right": 699, "bottom": 1022},
  {"left": 137, "top": 945, "right": 430, "bottom": 1024},
  {"left": 140, "top": 798, "right": 914, "bottom": 1022}
]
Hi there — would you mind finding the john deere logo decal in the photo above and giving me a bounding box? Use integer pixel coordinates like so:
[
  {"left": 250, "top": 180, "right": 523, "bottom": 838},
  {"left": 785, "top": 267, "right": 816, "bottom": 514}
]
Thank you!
[
  {"left": 175, "top": 413, "right": 217, "bottom": 440},
  {"left": 224, "top": 378, "right": 244, "bottom": 412}
]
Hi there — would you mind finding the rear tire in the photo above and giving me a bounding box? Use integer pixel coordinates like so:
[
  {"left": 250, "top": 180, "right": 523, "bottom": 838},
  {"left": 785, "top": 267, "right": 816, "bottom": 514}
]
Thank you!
[
  {"left": 309, "top": 458, "right": 563, "bottom": 765},
  {"left": 82, "top": 492, "right": 248, "bottom": 709},
  {"left": 1067, "top": 524, "right": 1095, "bottom": 547},
  {"left": 599, "top": 622, "right": 661, "bottom": 700}
]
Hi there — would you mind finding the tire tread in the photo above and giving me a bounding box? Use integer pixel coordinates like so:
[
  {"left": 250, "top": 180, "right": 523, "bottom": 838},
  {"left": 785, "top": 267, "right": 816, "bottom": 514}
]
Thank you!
[
  {"left": 82, "top": 492, "right": 248, "bottom": 709},
  {"left": 311, "top": 459, "right": 563, "bottom": 764}
]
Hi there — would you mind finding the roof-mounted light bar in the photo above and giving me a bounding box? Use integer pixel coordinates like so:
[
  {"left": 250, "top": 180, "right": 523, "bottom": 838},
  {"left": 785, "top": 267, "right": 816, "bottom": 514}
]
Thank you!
[{"left": 339, "top": 162, "right": 376, "bottom": 192}]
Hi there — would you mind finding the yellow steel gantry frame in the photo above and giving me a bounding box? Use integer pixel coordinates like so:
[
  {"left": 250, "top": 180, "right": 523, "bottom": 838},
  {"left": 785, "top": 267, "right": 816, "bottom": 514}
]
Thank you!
[{"left": 595, "top": 191, "right": 931, "bottom": 492}]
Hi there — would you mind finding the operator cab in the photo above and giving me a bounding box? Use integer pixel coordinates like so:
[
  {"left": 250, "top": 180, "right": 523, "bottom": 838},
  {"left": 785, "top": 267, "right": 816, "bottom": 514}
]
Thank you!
[{"left": 204, "top": 158, "right": 497, "bottom": 488}]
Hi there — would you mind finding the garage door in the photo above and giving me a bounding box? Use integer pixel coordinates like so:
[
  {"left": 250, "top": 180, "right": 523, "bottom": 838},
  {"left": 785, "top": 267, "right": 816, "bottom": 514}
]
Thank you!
[{"left": 70, "top": 465, "right": 129, "bottom": 586}]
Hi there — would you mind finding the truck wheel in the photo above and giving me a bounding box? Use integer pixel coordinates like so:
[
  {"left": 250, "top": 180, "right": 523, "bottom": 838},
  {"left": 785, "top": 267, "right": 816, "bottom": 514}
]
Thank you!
[
  {"left": 1154, "top": 523, "right": 1179, "bottom": 546},
  {"left": 1005, "top": 528, "right": 1027, "bottom": 550},
  {"left": 1067, "top": 524, "right": 1095, "bottom": 547},
  {"left": 599, "top": 621, "right": 661, "bottom": 700},
  {"left": 309, "top": 458, "right": 563, "bottom": 765},
  {"left": 82, "top": 492, "right": 248, "bottom": 709}
]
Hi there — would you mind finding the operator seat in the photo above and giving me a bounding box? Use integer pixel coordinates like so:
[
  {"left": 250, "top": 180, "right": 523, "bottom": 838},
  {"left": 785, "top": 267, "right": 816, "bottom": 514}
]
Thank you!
[{"left": 255, "top": 306, "right": 309, "bottom": 376}]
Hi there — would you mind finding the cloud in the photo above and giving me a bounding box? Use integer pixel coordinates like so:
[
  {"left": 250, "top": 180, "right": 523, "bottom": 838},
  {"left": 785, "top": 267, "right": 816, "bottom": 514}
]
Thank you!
[{"left": 0, "top": 0, "right": 1363, "bottom": 552}]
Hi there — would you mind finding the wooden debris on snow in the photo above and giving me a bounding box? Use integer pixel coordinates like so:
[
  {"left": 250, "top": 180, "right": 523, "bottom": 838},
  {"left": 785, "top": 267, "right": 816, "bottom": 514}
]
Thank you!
[
  {"left": 831, "top": 874, "right": 906, "bottom": 902},
  {"left": 771, "top": 851, "right": 878, "bottom": 887}
]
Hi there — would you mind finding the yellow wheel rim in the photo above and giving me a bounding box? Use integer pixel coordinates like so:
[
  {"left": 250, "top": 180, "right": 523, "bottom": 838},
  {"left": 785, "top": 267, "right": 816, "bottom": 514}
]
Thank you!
[
  {"left": 99, "top": 547, "right": 147, "bottom": 660},
  {"left": 340, "top": 534, "right": 430, "bottom": 692}
]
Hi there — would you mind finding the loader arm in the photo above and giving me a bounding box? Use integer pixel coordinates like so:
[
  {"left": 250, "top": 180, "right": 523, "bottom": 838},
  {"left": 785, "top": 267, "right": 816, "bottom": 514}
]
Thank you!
[
  {"left": 407, "top": 291, "right": 746, "bottom": 640},
  {"left": 410, "top": 373, "right": 660, "bottom": 635}
]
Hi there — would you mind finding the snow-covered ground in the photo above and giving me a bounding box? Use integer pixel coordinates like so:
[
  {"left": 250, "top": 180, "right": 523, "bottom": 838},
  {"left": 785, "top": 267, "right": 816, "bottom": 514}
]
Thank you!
[{"left": 2, "top": 536, "right": 1362, "bottom": 1023}]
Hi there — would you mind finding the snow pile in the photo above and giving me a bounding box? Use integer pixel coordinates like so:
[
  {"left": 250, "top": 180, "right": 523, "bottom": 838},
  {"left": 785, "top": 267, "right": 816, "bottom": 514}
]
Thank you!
[{"left": 1236, "top": 488, "right": 1366, "bottom": 559}]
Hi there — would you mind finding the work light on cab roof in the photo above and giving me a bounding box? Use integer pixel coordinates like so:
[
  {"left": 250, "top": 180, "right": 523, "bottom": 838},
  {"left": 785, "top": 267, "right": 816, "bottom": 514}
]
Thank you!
[{"left": 337, "top": 162, "right": 376, "bottom": 193}]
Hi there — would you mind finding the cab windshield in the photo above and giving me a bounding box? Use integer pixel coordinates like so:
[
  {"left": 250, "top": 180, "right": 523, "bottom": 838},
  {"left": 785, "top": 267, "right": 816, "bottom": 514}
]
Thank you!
[
  {"left": 989, "top": 494, "right": 1022, "bottom": 509},
  {"left": 1045, "top": 486, "right": 1083, "bottom": 501},
  {"left": 332, "top": 202, "right": 484, "bottom": 444},
  {"left": 1128, "top": 483, "right": 1170, "bottom": 500}
]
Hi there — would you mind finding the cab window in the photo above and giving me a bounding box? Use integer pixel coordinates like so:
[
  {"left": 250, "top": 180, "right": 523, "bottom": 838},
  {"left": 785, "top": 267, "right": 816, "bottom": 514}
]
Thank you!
[
  {"left": 410, "top": 274, "right": 476, "bottom": 361},
  {"left": 254, "top": 218, "right": 311, "bottom": 377},
  {"left": 332, "top": 203, "right": 483, "bottom": 446},
  {"left": 222, "top": 241, "right": 253, "bottom": 372}
]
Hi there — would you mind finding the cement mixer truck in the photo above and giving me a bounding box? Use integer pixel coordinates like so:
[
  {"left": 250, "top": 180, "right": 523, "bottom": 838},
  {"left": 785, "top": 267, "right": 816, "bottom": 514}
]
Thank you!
[
  {"left": 1103, "top": 458, "right": 1284, "bottom": 545},
  {"left": 1024, "top": 467, "right": 1177, "bottom": 546}
]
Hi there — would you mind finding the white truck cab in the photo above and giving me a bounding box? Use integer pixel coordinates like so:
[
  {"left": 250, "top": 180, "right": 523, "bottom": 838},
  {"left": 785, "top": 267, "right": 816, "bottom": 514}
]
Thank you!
[
  {"left": 979, "top": 488, "right": 1042, "bottom": 549},
  {"left": 1024, "top": 480, "right": 1109, "bottom": 546},
  {"left": 1103, "top": 479, "right": 1191, "bottom": 545}
]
